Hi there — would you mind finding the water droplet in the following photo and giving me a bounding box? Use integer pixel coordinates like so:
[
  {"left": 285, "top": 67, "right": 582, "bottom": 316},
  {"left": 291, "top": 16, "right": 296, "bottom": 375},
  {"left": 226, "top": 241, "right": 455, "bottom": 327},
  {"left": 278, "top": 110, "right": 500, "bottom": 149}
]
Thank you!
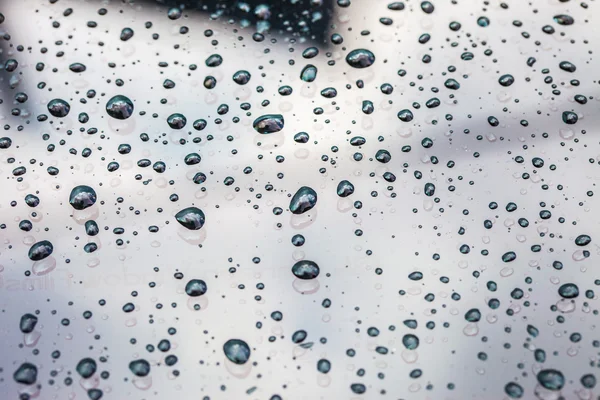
[
  {"left": 47, "top": 99, "right": 70, "bottom": 118},
  {"left": 28, "top": 240, "right": 53, "bottom": 261},
  {"left": 289, "top": 186, "right": 318, "bottom": 214},
  {"left": 69, "top": 185, "right": 97, "bottom": 210},
  {"left": 105, "top": 95, "right": 134, "bottom": 120},
  {"left": 253, "top": 114, "right": 284, "bottom": 134},
  {"left": 291, "top": 260, "right": 320, "bottom": 280},
  {"left": 175, "top": 207, "right": 206, "bottom": 230},
  {"left": 345, "top": 49, "right": 376, "bottom": 68},
  {"left": 223, "top": 339, "right": 251, "bottom": 364}
]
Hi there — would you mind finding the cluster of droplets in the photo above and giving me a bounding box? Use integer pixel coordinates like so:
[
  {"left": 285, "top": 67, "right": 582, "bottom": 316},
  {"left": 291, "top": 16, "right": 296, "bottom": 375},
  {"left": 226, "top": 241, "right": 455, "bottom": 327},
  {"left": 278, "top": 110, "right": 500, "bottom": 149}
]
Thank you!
[{"left": 1, "top": 0, "right": 599, "bottom": 399}]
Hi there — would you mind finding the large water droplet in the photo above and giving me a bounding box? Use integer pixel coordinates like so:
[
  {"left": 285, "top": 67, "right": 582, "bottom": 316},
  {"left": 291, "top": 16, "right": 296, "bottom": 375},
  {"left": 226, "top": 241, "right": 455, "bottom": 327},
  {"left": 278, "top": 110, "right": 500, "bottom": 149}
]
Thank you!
[
  {"left": 175, "top": 207, "right": 206, "bottom": 230},
  {"left": 129, "top": 359, "right": 151, "bottom": 377},
  {"left": 537, "top": 369, "right": 565, "bottom": 391},
  {"left": 289, "top": 186, "right": 317, "bottom": 214},
  {"left": 291, "top": 260, "right": 320, "bottom": 280},
  {"left": 105, "top": 95, "right": 134, "bottom": 120},
  {"left": 28, "top": 240, "right": 54, "bottom": 261},
  {"left": 76, "top": 358, "right": 97, "bottom": 378},
  {"left": 346, "top": 49, "right": 376, "bottom": 68},
  {"left": 13, "top": 362, "right": 37, "bottom": 385},
  {"left": 47, "top": 99, "right": 70, "bottom": 118},
  {"left": 223, "top": 339, "right": 251, "bottom": 364},
  {"left": 185, "top": 279, "right": 207, "bottom": 297},
  {"left": 19, "top": 313, "right": 38, "bottom": 333},
  {"left": 69, "top": 185, "right": 97, "bottom": 210}
]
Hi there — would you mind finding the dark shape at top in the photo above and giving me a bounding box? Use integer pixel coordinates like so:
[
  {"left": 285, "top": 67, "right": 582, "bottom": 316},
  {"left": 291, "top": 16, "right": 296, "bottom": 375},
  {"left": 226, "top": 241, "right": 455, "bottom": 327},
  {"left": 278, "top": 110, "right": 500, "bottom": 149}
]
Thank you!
[{"left": 147, "top": 0, "right": 334, "bottom": 44}]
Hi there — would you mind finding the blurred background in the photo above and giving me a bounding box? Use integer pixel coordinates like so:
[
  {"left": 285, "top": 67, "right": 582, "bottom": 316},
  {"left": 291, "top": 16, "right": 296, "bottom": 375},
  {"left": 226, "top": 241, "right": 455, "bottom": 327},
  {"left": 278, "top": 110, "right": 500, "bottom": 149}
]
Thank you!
[{"left": 0, "top": 0, "right": 598, "bottom": 399}]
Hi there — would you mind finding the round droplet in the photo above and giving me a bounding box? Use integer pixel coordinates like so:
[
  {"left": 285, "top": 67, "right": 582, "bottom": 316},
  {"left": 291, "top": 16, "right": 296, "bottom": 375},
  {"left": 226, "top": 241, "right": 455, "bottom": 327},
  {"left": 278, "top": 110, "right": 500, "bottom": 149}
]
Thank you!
[
  {"left": 232, "top": 70, "right": 251, "bottom": 85},
  {"left": 223, "top": 339, "right": 251, "bottom": 364},
  {"left": 477, "top": 16, "right": 490, "bottom": 27},
  {"left": 167, "top": 113, "right": 187, "bottom": 129},
  {"left": 129, "top": 359, "right": 151, "bottom": 377},
  {"left": 0, "top": 136, "right": 12, "bottom": 149},
  {"left": 346, "top": 49, "right": 376, "bottom": 68},
  {"left": 253, "top": 114, "right": 284, "bottom": 134},
  {"left": 402, "top": 334, "right": 420, "bottom": 349},
  {"left": 185, "top": 279, "right": 207, "bottom": 297},
  {"left": 76, "top": 358, "right": 97, "bottom": 379},
  {"left": 562, "top": 111, "right": 578, "bottom": 125},
  {"left": 420, "top": 1, "right": 434, "bottom": 13},
  {"left": 289, "top": 186, "right": 318, "bottom": 214},
  {"left": 88, "top": 389, "right": 103, "bottom": 400},
  {"left": 28, "top": 240, "right": 53, "bottom": 261},
  {"left": 167, "top": 7, "right": 182, "bottom": 20},
  {"left": 375, "top": 149, "right": 391, "bottom": 163},
  {"left": 105, "top": 95, "right": 134, "bottom": 120},
  {"left": 558, "top": 283, "right": 579, "bottom": 299},
  {"left": 464, "top": 308, "right": 481, "bottom": 322},
  {"left": 47, "top": 99, "right": 70, "bottom": 118},
  {"left": 498, "top": 74, "right": 514, "bottom": 87},
  {"left": 292, "top": 260, "right": 320, "bottom": 280},
  {"left": 504, "top": 382, "right": 524, "bottom": 398},
  {"left": 69, "top": 185, "right": 97, "bottom": 210},
  {"left": 537, "top": 369, "right": 565, "bottom": 391}
]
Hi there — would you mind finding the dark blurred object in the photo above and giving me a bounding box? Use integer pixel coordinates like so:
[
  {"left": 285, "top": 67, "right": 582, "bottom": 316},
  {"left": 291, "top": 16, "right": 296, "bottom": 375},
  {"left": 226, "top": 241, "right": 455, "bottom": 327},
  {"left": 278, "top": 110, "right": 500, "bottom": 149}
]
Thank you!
[{"left": 152, "top": 0, "right": 334, "bottom": 43}]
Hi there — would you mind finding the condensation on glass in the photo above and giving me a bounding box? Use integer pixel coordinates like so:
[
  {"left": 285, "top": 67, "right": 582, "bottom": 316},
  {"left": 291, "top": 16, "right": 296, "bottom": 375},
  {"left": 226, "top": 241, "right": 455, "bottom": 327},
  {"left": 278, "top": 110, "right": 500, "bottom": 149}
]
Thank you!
[{"left": 0, "top": 0, "right": 598, "bottom": 399}]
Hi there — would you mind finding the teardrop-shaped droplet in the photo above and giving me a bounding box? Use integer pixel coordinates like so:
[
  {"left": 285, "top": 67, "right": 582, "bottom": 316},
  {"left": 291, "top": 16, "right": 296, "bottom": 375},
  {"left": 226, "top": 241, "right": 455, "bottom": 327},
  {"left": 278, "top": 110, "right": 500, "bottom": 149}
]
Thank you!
[
  {"left": 175, "top": 207, "right": 206, "bottom": 230},
  {"left": 289, "top": 186, "right": 317, "bottom": 214},
  {"left": 120, "top": 27, "right": 134, "bottom": 41},
  {"left": 105, "top": 95, "right": 134, "bottom": 120}
]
